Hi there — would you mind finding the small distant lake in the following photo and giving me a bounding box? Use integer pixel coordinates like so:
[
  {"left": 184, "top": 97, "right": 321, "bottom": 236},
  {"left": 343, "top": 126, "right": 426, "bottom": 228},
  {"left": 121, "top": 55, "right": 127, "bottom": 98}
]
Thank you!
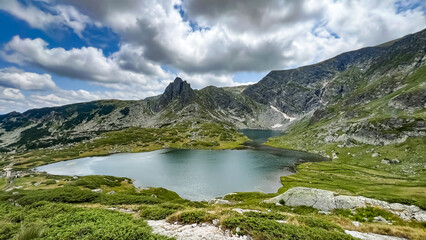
[{"left": 37, "top": 129, "right": 325, "bottom": 201}]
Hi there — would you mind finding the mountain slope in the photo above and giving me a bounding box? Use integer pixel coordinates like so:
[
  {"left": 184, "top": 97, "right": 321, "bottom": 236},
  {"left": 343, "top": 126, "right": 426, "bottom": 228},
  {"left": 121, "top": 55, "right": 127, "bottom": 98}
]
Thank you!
[
  {"left": 263, "top": 30, "right": 426, "bottom": 208},
  {"left": 0, "top": 28, "right": 425, "bottom": 153}
]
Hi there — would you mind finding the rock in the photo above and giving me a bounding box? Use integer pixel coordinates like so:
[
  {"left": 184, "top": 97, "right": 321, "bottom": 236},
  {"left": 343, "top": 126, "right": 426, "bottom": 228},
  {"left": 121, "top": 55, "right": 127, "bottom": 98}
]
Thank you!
[
  {"left": 332, "top": 152, "right": 339, "bottom": 159},
  {"left": 263, "top": 187, "right": 426, "bottom": 222},
  {"left": 151, "top": 194, "right": 157, "bottom": 198},
  {"left": 275, "top": 202, "right": 282, "bottom": 206},
  {"left": 191, "top": 223, "right": 197, "bottom": 228},
  {"left": 73, "top": 176, "right": 78, "bottom": 179},
  {"left": 344, "top": 230, "right": 407, "bottom": 240},
  {"left": 232, "top": 208, "right": 261, "bottom": 214},
  {"left": 263, "top": 187, "right": 336, "bottom": 211},
  {"left": 318, "top": 210, "right": 331, "bottom": 215},
  {"left": 147, "top": 220, "right": 250, "bottom": 240},
  {"left": 236, "top": 227, "right": 240, "bottom": 233},
  {"left": 107, "top": 191, "right": 115, "bottom": 195},
  {"left": 212, "top": 219, "right": 219, "bottom": 226},
  {"left": 209, "top": 198, "right": 233, "bottom": 205},
  {"left": 352, "top": 221, "right": 361, "bottom": 227},
  {"left": 91, "top": 189, "right": 103, "bottom": 193},
  {"left": 33, "top": 182, "right": 41, "bottom": 186},
  {"left": 390, "top": 158, "right": 400, "bottom": 164},
  {"left": 373, "top": 216, "right": 391, "bottom": 224},
  {"left": 153, "top": 77, "right": 197, "bottom": 112},
  {"left": 372, "top": 152, "right": 379, "bottom": 157},
  {"left": 381, "top": 159, "right": 390, "bottom": 164}
]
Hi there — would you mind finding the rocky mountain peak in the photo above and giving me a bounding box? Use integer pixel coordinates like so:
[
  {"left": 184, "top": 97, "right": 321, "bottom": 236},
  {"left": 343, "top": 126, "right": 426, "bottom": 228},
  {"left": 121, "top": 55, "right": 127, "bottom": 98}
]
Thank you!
[{"left": 153, "top": 77, "right": 197, "bottom": 112}]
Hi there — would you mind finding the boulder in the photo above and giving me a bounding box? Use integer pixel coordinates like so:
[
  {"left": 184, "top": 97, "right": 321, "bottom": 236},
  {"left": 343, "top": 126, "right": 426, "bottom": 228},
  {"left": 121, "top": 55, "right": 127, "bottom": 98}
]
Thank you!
[
  {"left": 381, "top": 159, "right": 390, "bottom": 164},
  {"left": 264, "top": 187, "right": 426, "bottom": 221},
  {"left": 208, "top": 198, "right": 233, "bottom": 205},
  {"left": 263, "top": 187, "right": 336, "bottom": 211}
]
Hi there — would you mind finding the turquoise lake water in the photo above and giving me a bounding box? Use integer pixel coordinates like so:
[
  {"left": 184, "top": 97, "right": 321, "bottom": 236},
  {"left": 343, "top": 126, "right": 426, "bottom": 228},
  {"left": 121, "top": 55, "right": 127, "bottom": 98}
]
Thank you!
[{"left": 37, "top": 130, "right": 325, "bottom": 200}]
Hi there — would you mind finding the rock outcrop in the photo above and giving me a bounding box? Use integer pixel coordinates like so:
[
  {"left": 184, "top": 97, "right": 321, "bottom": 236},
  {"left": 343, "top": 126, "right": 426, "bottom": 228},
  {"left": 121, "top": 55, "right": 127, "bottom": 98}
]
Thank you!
[
  {"left": 344, "top": 230, "right": 408, "bottom": 240},
  {"left": 153, "top": 77, "right": 197, "bottom": 112},
  {"left": 147, "top": 220, "right": 250, "bottom": 240},
  {"left": 264, "top": 187, "right": 426, "bottom": 222}
]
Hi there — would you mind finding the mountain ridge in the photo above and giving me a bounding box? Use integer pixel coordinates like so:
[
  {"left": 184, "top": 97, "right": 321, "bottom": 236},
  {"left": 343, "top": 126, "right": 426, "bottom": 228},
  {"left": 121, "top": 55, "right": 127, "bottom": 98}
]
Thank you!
[{"left": 0, "top": 28, "right": 425, "bottom": 152}]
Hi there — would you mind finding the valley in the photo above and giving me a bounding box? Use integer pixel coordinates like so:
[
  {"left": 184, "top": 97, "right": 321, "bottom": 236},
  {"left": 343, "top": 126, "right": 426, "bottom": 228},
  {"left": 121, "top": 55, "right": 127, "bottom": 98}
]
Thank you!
[{"left": 0, "top": 28, "right": 425, "bottom": 239}]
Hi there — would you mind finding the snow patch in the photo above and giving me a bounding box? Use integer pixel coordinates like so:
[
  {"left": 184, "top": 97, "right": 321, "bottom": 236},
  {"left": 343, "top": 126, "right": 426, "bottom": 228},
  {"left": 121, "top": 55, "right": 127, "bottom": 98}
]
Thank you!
[
  {"left": 272, "top": 124, "right": 283, "bottom": 128},
  {"left": 270, "top": 106, "right": 296, "bottom": 121}
]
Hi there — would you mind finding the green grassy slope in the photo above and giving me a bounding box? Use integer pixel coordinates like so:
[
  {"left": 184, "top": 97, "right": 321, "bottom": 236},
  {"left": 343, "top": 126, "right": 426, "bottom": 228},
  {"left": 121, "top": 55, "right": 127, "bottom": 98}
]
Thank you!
[
  {"left": 2, "top": 121, "right": 249, "bottom": 171},
  {"left": 266, "top": 65, "right": 426, "bottom": 209}
]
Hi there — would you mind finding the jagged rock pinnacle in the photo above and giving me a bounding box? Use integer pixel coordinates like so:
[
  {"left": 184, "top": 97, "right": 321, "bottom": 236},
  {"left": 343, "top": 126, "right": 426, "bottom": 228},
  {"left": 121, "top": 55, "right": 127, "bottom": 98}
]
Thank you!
[{"left": 153, "top": 77, "right": 197, "bottom": 112}]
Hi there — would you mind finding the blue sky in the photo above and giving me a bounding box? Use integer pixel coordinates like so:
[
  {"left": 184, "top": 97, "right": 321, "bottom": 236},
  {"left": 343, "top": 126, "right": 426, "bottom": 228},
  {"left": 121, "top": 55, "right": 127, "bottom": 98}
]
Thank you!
[{"left": 0, "top": 0, "right": 425, "bottom": 113}]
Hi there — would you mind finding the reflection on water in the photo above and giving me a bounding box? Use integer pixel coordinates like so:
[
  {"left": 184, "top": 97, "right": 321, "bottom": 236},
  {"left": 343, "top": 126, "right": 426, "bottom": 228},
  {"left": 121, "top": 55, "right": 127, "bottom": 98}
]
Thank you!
[{"left": 37, "top": 130, "right": 325, "bottom": 201}]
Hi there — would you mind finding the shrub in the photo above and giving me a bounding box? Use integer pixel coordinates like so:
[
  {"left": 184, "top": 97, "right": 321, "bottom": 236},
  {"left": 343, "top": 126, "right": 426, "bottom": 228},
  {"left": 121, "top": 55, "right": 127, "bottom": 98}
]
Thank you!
[
  {"left": 180, "top": 210, "right": 207, "bottom": 224},
  {"left": 43, "top": 180, "right": 57, "bottom": 185},
  {"left": 297, "top": 216, "right": 343, "bottom": 232},
  {"left": 168, "top": 210, "right": 214, "bottom": 224},
  {"left": 140, "top": 206, "right": 177, "bottom": 220},
  {"left": 97, "top": 193, "right": 163, "bottom": 205},
  {"left": 351, "top": 207, "right": 400, "bottom": 223},
  {"left": 139, "top": 188, "right": 181, "bottom": 201},
  {"left": 16, "top": 223, "right": 44, "bottom": 240},
  {"left": 222, "top": 216, "right": 354, "bottom": 240},
  {"left": 291, "top": 206, "right": 318, "bottom": 215},
  {"left": 16, "top": 187, "right": 99, "bottom": 205},
  {"left": 244, "top": 211, "right": 287, "bottom": 220},
  {"left": 68, "top": 175, "right": 128, "bottom": 189}
]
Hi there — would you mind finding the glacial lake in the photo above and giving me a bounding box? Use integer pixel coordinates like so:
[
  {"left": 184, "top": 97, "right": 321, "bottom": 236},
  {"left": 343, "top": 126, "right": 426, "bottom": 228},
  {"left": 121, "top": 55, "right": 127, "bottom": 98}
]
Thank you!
[{"left": 37, "top": 130, "right": 326, "bottom": 201}]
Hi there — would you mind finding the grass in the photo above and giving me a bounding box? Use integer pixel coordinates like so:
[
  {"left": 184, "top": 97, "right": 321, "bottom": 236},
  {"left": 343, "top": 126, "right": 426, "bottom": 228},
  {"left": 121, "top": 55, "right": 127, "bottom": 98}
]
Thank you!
[
  {"left": 1, "top": 171, "right": 425, "bottom": 239},
  {"left": 267, "top": 136, "right": 426, "bottom": 209},
  {"left": 7, "top": 122, "right": 249, "bottom": 171},
  {"left": 0, "top": 201, "right": 172, "bottom": 240},
  {"left": 265, "top": 66, "right": 426, "bottom": 209}
]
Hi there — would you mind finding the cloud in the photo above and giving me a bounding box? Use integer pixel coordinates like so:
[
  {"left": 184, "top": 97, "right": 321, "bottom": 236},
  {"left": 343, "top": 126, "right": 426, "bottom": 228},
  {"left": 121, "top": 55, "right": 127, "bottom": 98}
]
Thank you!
[
  {"left": 4, "top": 0, "right": 425, "bottom": 76},
  {"left": 1, "top": 36, "right": 171, "bottom": 91},
  {"left": 0, "top": 0, "right": 95, "bottom": 37},
  {"left": 0, "top": 87, "right": 25, "bottom": 101},
  {"left": 51, "top": 0, "right": 426, "bottom": 75},
  {"left": 0, "top": 67, "right": 56, "bottom": 90},
  {"left": 0, "top": 0, "right": 425, "bottom": 114},
  {"left": 182, "top": 0, "right": 324, "bottom": 33}
]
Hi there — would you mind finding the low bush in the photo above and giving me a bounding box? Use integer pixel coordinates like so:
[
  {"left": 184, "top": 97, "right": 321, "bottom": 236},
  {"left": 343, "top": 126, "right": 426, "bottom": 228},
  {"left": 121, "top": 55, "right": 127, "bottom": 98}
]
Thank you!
[
  {"left": 352, "top": 207, "right": 401, "bottom": 223},
  {"left": 43, "top": 180, "right": 57, "bottom": 185},
  {"left": 222, "top": 215, "right": 355, "bottom": 240},
  {"left": 168, "top": 210, "right": 215, "bottom": 224},
  {"left": 297, "top": 216, "right": 343, "bottom": 232},
  {"left": 140, "top": 206, "right": 177, "bottom": 220},
  {"left": 0, "top": 201, "right": 172, "bottom": 240},
  {"left": 97, "top": 193, "right": 163, "bottom": 205},
  {"left": 16, "top": 187, "right": 98, "bottom": 205},
  {"left": 67, "top": 175, "right": 129, "bottom": 189}
]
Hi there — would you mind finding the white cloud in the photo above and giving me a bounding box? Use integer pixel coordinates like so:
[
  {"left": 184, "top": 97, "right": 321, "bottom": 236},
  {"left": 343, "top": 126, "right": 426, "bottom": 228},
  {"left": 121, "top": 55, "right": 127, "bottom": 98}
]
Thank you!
[
  {"left": 51, "top": 0, "right": 426, "bottom": 75},
  {"left": 1, "top": 0, "right": 425, "bottom": 113},
  {"left": 1, "top": 36, "right": 171, "bottom": 92},
  {"left": 0, "top": 87, "right": 25, "bottom": 101},
  {"left": 0, "top": 0, "right": 94, "bottom": 37},
  {"left": 0, "top": 67, "right": 56, "bottom": 90}
]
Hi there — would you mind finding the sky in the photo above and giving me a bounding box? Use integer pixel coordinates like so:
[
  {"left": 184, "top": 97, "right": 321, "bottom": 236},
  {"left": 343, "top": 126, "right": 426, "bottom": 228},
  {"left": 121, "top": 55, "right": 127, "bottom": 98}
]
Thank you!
[{"left": 0, "top": 0, "right": 425, "bottom": 114}]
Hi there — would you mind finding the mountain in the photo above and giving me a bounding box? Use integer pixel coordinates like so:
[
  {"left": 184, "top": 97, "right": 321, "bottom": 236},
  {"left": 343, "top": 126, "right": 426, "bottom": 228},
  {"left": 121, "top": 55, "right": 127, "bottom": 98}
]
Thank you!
[
  {"left": 0, "top": 28, "right": 425, "bottom": 152},
  {"left": 152, "top": 77, "right": 197, "bottom": 112}
]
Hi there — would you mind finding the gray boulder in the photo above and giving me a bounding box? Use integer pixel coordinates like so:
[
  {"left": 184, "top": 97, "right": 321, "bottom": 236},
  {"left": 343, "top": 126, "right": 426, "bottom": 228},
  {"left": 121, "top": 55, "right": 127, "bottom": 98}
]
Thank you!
[{"left": 264, "top": 187, "right": 426, "bottom": 222}]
